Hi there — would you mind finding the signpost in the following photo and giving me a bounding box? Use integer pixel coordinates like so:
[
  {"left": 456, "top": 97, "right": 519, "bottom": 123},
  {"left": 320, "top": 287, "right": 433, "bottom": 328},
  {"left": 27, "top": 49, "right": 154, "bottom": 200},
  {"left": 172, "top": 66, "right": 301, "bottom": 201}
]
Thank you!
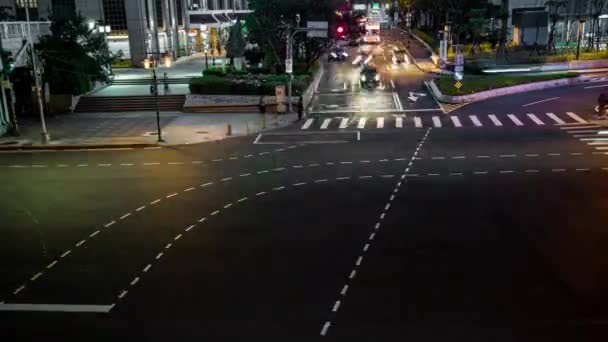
[
  {"left": 285, "top": 58, "right": 293, "bottom": 74},
  {"left": 454, "top": 46, "right": 464, "bottom": 81}
]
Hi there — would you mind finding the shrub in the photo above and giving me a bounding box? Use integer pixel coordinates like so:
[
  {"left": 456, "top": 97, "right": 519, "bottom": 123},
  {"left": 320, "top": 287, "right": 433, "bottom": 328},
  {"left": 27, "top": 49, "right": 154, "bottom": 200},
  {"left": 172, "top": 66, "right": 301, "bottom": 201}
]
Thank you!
[{"left": 202, "top": 66, "right": 227, "bottom": 77}]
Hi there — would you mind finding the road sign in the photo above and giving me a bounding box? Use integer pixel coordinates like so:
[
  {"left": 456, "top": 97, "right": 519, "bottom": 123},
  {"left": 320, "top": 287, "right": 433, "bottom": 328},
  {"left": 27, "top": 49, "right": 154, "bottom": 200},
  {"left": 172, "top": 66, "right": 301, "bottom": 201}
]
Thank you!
[
  {"left": 454, "top": 81, "right": 463, "bottom": 89},
  {"left": 286, "top": 58, "right": 293, "bottom": 74},
  {"left": 306, "top": 21, "right": 328, "bottom": 38}
]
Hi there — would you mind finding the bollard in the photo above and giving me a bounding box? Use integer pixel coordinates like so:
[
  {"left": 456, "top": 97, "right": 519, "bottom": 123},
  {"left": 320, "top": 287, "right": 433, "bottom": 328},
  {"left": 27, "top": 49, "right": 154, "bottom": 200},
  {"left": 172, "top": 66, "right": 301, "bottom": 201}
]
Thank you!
[{"left": 227, "top": 123, "right": 232, "bottom": 136}]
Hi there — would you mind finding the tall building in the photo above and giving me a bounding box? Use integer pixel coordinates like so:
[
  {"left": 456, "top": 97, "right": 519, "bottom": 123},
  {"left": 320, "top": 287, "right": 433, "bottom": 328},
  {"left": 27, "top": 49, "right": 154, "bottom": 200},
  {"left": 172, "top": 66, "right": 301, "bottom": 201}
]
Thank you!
[{"left": 0, "top": 0, "right": 251, "bottom": 67}]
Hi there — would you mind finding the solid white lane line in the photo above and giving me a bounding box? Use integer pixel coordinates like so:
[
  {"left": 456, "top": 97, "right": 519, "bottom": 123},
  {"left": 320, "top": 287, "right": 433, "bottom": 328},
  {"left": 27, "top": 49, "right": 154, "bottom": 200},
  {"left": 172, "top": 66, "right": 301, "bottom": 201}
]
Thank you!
[
  {"left": 566, "top": 112, "right": 587, "bottom": 123},
  {"left": 414, "top": 116, "right": 423, "bottom": 128},
  {"left": 320, "top": 118, "right": 332, "bottom": 129},
  {"left": 526, "top": 113, "right": 545, "bottom": 125},
  {"left": 507, "top": 114, "right": 523, "bottom": 126},
  {"left": 546, "top": 112, "right": 566, "bottom": 124},
  {"left": 357, "top": 117, "right": 367, "bottom": 129},
  {"left": 339, "top": 118, "right": 349, "bottom": 129},
  {"left": 301, "top": 118, "right": 314, "bottom": 129},
  {"left": 450, "top": 116, "right": 462, "bottom": 128},
  {"left": 488, "top": 114, "right": 503, "bottom": 126},
  {"left": 469, "top": 115, "right": 482, "bottom": 127},
  {"left": 377, "top": 117, "right": 385, "bottom": 129},
  {"left": 522, "top": 97, "right": 559, "bottom": 107}
]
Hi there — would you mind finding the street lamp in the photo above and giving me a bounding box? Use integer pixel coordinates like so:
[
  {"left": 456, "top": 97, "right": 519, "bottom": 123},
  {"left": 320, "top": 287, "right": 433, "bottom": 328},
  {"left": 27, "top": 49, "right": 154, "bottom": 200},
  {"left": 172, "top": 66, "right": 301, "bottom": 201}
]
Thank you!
[
  {"left": 144, "top": 54, "right": 170, "bottom": 143},
  {"left": 25, "top": 4, "right": 49, "bottom": 143}
]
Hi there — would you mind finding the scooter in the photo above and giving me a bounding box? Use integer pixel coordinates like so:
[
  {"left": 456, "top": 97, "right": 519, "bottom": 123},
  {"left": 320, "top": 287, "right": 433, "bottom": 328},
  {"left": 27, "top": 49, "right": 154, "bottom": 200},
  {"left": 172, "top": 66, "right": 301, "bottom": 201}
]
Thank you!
[{"left": 595, "top": 104, "right": 608, "bottom": 118}]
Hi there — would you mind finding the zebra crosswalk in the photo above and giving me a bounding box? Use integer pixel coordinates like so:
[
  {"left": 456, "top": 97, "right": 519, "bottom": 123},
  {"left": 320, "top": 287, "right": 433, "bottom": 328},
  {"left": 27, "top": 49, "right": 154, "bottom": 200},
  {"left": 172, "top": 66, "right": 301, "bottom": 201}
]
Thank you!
[
  {"left": 562, "top": 122, "right": 608, "bottom": 152},
  {"left": 300, "top": 112, "right": 590, "bottom": 130}
]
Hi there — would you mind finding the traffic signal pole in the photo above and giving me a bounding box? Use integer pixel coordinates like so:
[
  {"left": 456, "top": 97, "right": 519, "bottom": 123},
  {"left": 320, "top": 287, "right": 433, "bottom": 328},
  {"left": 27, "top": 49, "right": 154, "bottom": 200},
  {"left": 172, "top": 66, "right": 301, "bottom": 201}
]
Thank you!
[{"left": 26, "top": 5, "right": 50, "bottom": 143}]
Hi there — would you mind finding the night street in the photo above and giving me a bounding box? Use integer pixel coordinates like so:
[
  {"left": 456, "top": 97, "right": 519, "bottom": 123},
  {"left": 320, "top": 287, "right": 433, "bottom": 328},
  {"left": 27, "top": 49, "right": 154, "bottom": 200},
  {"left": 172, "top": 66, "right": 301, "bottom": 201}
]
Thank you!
[{"left": 2, "top": 6, "right": 608, "bottom": 342}]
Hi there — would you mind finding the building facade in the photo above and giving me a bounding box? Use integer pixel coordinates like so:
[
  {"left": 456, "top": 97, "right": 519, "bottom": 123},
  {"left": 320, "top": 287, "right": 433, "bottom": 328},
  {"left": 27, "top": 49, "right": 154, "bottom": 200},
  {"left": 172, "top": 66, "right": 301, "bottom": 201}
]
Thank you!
[{"left": 0, "top": 0, "right": 251, "bottom": 67}]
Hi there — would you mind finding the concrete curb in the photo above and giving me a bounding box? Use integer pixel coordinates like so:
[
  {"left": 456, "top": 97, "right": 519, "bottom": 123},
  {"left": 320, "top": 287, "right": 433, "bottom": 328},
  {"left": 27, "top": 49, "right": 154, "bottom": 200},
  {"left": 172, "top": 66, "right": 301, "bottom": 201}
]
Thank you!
[
  {"left": 426, "top": 76, "right": 588, "bottom": 104},
  {"left": 0, "top": 142, "right": 159, "bottom": 151}
]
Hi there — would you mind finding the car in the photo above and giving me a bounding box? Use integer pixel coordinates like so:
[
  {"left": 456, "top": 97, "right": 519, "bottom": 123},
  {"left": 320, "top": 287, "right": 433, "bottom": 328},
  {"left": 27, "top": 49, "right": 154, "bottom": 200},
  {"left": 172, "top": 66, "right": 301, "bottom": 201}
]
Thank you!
[
  {"left": 360, "top": 65, "right": 380, "bottom": 89},
  {"left": 328, "top": 49, "right": 348, "bottom": 62}
]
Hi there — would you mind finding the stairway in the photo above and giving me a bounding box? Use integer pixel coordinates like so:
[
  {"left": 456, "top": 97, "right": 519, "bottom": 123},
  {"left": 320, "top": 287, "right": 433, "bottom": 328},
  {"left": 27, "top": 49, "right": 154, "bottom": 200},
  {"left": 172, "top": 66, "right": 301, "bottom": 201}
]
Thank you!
[
  {"left": 110, "top": 77, "right": 196, "bottom": 85},
  {"left": 75, "top": 95, "right": 186, "bottom": 113}
]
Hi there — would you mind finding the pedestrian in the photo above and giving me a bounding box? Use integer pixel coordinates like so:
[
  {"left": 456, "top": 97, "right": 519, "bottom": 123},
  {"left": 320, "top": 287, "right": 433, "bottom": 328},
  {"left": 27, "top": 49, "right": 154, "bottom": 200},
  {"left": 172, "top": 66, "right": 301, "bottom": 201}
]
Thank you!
[
  {"left": 259, "top": 96, "right": 266, "bottom": 114},
  {"left": 163, "top": 72, "right": 169, "bottom": 90},
  {"left": 297, "top": 96, "right": 304, "bottom": 121}
]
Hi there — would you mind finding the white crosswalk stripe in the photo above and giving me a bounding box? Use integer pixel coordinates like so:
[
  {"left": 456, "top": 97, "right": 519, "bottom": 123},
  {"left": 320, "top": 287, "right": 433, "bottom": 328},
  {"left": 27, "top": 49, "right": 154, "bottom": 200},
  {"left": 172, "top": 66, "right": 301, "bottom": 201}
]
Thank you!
[
  {"left": 469, "top": 115, "right": 482, "bottom": 127},
  {"left": 320, "top": 118, "right": 331, "bottom": 129},
  {"left": 432, "top": 116, "right": 442, "bottom": 128},
  {"left": 450, "top": 116, "right": 462, "bottom": 128},
  {"left": 566, "top": 112, "right": 587, "bottom": 123},
  {"left": 357, "top": 118, "right": 367, "bottom": 129},
  {"left": 395, "top": 117, "right": 403, "bottom": 128},
  {"left": 526, "top": 113, "right": 545, "bottom": 125},
  {"left": 560, "top": 124, "right": 600, "bottom": 130},
  {"left": 377, "top": 117, "right": 384, "bottom": 129},
  {"left": 507, "top": 114, "right": 524, "bottom": 126},
  {"left": 301, "top": 118, "right": 314, "bottom": 129},
  {"left": 414, "top": 117, "right": 422, "bottom": 128},
  {"left": 339, "top": 118, "right": 349, "bottom": 129},
  {"left": 546, "top": 112, "right": 565, "bottom": 125},
  {"left": 488, "top": 115, "right": 502, "bottom": 126}
]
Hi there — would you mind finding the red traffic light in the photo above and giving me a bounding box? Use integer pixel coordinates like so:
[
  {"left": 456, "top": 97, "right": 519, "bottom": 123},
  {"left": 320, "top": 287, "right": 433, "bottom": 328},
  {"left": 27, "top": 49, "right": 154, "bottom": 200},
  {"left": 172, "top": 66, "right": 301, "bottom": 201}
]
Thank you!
[{"left": 337, "top": 26, "right": 345, "bottom": 34}]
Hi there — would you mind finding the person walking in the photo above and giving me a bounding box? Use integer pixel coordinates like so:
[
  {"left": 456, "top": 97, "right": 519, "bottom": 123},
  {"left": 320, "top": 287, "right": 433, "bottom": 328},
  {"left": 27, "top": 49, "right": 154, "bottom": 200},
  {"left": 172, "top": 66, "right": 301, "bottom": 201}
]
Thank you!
[{"left": 297, "top": 96, "right": 304, "bottom": 121}]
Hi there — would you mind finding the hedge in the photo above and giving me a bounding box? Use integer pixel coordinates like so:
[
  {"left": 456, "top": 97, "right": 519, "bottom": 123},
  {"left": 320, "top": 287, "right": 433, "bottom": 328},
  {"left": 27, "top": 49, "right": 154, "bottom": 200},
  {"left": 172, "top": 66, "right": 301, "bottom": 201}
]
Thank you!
[{"left": 189, "top": 75, "right": 311, "bottom": 95}]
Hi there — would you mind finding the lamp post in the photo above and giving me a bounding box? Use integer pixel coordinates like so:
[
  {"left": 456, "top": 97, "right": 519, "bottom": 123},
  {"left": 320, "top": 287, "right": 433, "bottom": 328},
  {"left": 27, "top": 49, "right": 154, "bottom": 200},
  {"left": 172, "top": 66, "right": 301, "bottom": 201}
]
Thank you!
[
  {"left": 145, "top": 54, "right": 170, "bottom": 143},
  {"left": 25, "top": 4, "right": 49, "bottom": 143},
  {"left": 576, "top": 20, "right": 585, "bottom": 60}
]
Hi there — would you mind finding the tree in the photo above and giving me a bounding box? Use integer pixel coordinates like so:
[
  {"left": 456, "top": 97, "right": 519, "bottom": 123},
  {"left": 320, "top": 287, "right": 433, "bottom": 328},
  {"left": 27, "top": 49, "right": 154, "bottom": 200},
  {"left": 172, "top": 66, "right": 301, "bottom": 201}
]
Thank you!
[
  {"left": 226, "top": 19, "right": 246, "bottom": 66},
  {"left": 590, "top": 0, "right": 607, "bottom": 50},
  {"left": 36, "top": 14, "right": 111, "bottom": 95},
  {"left": 546, "top": 0, "right": 567, "bottom": 54},
  {"left": 496, "top": 0, "right": 509, "bottom": 63}
]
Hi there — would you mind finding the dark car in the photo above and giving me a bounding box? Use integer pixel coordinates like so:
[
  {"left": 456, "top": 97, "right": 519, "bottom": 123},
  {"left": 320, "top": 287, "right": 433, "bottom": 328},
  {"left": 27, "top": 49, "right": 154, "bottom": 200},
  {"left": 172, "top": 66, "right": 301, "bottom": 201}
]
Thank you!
[
  {"left": 360, "top": 65, "right": 380, "bottom": 89},
  {"left": 328, "top": 49, "right": 348, "bottom": 62}
]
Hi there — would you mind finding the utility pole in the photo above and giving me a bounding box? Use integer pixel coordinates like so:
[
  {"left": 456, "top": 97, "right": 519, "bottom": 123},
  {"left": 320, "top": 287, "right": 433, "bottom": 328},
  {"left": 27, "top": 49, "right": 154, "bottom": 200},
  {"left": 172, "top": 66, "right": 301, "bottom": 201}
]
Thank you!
[{"left": 25, "top": 5, "right": 50, "bottom": 143}]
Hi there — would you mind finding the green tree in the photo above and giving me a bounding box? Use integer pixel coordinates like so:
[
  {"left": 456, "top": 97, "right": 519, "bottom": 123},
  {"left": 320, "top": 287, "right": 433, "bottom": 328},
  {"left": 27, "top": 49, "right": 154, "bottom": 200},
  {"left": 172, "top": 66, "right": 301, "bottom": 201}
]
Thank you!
[
  {"left": 226, "top": 19, "right": 246, "bottom": 65},
  {"left": 36, "top": 14, "right": 111, "bottom": 95},
  {"left": 546, "top": 0, "right": 567, "bottom": 53}
]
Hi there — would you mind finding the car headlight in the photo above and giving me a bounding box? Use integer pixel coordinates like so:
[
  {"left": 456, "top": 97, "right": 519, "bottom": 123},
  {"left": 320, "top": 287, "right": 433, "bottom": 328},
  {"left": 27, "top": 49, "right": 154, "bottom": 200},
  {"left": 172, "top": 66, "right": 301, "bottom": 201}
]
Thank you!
[
  {"left": 342, "top": 52, "right": 349, "bottom": 57},
  {"left": 361, "top": 75, "right": 366, "bottom": 81},
  {"left": 375, "top": 74, "right": 380, "bottom": 81},
  {"left": 330, "top": 52, "right": 337, "bottom": 58}
]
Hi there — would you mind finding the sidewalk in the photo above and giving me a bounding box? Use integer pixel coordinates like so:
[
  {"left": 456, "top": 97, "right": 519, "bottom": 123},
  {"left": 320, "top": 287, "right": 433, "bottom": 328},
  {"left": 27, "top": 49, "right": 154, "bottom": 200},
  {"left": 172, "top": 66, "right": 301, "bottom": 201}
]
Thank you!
[
  {"left": 399, "top": 29, "right": 436, "bottom": 72},
  {"left": 112, "top": 55, "right": 225, "bottom": 80},
  {"left": 0, "top": 111, "right": 297, "bottom": 149}
]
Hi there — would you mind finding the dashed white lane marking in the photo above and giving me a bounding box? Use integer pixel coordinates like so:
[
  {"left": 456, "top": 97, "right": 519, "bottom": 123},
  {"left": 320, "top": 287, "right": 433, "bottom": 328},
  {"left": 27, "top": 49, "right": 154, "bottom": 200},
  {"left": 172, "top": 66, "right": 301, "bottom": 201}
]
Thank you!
[
  {"left": 13, "top": 285, "right": 25, "bottom": 295},
  {"left": 75, "top": 240, "right": 86, "bottom": 247},
  {"left": 349, "top": 270, "right": 357, "bottom": 279},
  {"left": 451, "top": 156, "right": 466, "bottom": 159},
  {"left": 174, "top": 234, "right": 182, "bottom": 241},
  {"left": 98, "top": 163, "right": 111, "bottom": 167},
  {"left": 546, "top": 112, "right": 566, "bottom": 124},
  {"left": 526, "top": 154, "right": 539, "bottom": 157},
  {"left": 432, "top": 116, "right": 442, "bottom": 128},
  {"left": 332, "top": 300, "right": 341, "bottom": 312},
  {"left": 565, "top": 112, "right": 587, "bottom": 123},
  {"left": 507, "top": 114, "right": 524, "bottom": 126},
  {"left": 500, "top": 170, "right": 515, "bottom": 174},
  {"left": 256, "top": 191, "right": 267, "bottom": 196},
  {"left": 201, "top": 182, "right": 214, "bottom": 187},
  {"left": 104, "top": 221, "right": 116, "bottom": 228},
  {"left": 357, "top": 117, "right": 367, "bottom": 129},
  {"left": 238, "top": 197, "right": 248, "bottom": 203},
  {"left": 314, "top": 179, "right": 328, "bottom": 183},
  {"left": 185, "top": 187, "right": 195, "bottom": 192},
  {"left": 293, "top": 182, "right": 307, "bottom": 187},
  {"left": 143, "top": 162, "right": 160, "bottom": 166},
  {"left": 340, "top": 284, "right": 349, "bottom": 295},
  {"left": 89, "top": 230, "right": 100, "bottom": 238},
  {"left": 273, "top": 186, "right": 286, "bottom": 191},
  {"left": 476, "top": 155, "right": 489, "bottom": 159},
  {"left": 185, "top": 225, "right": 195, "bottom": 232},
  {"left": 130, "top": 277, "right": 140, "bottom": 286},
  {"left": 552, "top": 168, "right": 566, "bottom": 172},
  {"left": 320, "top": 118, "right": 332, "bottom": 130},
  {"left": 257, "top": 170, "right": 269, "bottom": 174},
  {"left": 320, "top": 322, "right": 331, "bottom": 336},
  {"left": 46, "top": 260, "right": 58, "bottom": 269},
  {"left": 168, "top": 162, "right": 183, "bottom": 165},
  {"left": 488, "top": 114, "right": 502, "bottom": 126},
  {"left": 118, "top": 290, "right": 128, "bottom": 299},
  {"left": 120, "top": 163, "right": 134, "bottom": 166},
  {"left": 221, "top": 177, "right": 232, "bottom": 182},
  {"left": 155, "top": 252, "right": 164, "bottom": 260},
  {"left": 469, "top": 115, "right": 482, "bottom": 127},
  {"left": 414, "top": 117, "right": 423, "bottom": 128},
  {"left": 212, "top": 158, "right": 223, "bottom": 162},
  {"left": 143, "top": 264, "right": 152, "bottom": 273},
  {"left": 120, "top": 213, "right": 131, "bottom": 220},
  {"left": 136, "top": 206, "right": 146, "bottom": 212},
  {"left": 500, "top": 154, "right": 516, "bottom": 158},
  {"left": 526, "top": 169, "right": 540, "bottom": 173},
  {"left": 526, "top": 113, "right": 545, "bottom": 125},
  {"left": 210, "top": 210, "right": 220, "bottom": 216},
  {"left": 560, "top": 125, "right": 599, "bottom": 130},
  {"left": 339, "top": 118, "right": 349, "bottom": 129},
  {"left": 166, "top": 193, "right": 178, "bottom": 199},
  {"left": 60, "top": 250, "right": 71, "bottom": 258},
  {"left": 450, "top": 116, "right": 462, "bottom": 128},
  {"left": 301, "top": 118, "right": 314, "bottom": 129},
  {"left": 30, "top": 272, "right": 43, "bottom": 281},
  {"left": 474, "top": 171, "right": 488, "bottom": 175}
]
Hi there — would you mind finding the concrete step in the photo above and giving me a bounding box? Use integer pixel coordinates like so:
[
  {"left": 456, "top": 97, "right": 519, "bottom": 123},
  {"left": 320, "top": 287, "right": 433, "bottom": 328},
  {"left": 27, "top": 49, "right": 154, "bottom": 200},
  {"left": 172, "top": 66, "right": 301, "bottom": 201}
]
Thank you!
[{"left": 75, "top": 95, "right": 185, "bottom": 112}]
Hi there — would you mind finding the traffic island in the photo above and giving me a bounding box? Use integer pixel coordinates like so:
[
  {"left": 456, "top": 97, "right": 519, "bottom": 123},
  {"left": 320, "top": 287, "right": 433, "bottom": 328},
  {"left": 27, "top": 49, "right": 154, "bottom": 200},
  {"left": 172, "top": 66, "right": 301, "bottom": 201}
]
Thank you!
[{"left": 427, "top": 72, "right": 583, "bottom": 104}]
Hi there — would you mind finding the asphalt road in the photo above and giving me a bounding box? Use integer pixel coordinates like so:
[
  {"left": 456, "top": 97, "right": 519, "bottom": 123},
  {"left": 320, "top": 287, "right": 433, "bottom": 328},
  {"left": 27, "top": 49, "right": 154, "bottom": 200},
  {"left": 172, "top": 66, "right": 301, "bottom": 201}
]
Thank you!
[{"left": 1, "top": 28, "right": 608, "bottom": 341}]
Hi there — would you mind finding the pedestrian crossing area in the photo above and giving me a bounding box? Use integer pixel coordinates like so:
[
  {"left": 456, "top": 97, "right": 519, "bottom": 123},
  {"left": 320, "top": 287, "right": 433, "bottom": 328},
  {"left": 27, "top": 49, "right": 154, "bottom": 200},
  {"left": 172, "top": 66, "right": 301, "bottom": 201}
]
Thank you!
[
  {"left": 300, "top": 112, "right": 590, "bottom": 130},
  {"left": 561, "top": 122, "right": 608, "bottom": 152}
]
